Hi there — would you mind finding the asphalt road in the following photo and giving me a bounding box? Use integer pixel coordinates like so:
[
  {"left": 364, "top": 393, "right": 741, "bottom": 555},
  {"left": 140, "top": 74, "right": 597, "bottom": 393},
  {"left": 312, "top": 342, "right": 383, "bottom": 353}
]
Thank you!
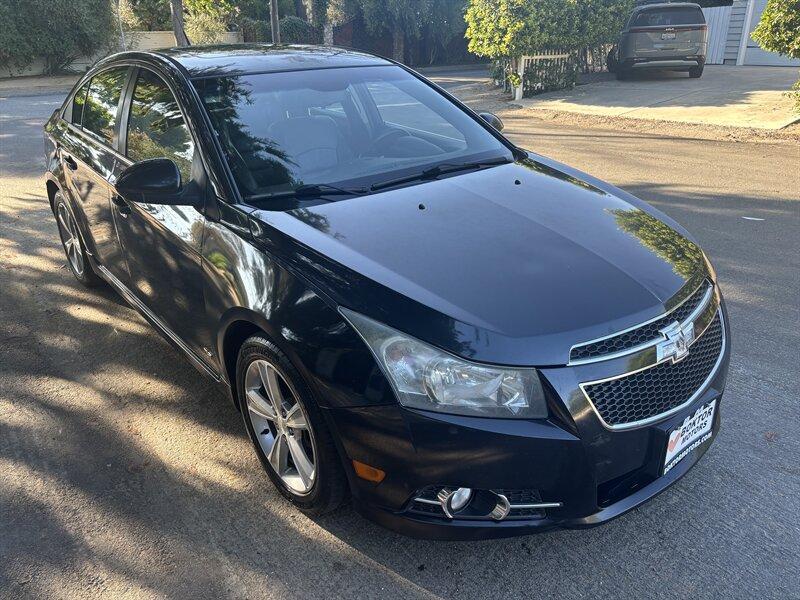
[{"left": 1, "top": 77, "right": 799, "bottom": 600}]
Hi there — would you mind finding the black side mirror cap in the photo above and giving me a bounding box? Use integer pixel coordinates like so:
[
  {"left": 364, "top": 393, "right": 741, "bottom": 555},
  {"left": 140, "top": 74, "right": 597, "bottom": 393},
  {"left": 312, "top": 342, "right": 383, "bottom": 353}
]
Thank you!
[
  {"left": 116, "top": 158, "right": 190, "bottom": 205},
  {"left": 479, "top": 112, "right": 504, "bottom": 132}
]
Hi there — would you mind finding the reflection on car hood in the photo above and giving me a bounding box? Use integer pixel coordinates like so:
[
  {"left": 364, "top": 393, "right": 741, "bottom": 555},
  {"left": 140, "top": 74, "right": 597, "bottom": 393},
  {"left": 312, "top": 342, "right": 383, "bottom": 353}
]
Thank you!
[{"left": 251, "top": 156, "right": 708, "bottom": 366}]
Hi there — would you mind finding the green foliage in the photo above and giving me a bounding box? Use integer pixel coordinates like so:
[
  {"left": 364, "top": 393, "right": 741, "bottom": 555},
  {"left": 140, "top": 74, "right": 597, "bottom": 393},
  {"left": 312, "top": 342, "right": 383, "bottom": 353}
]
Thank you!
[
  {"left": 465, "top": 0, "right": 632, "bottom": 58},
  {"left": 239, "top": 16, "right": 272, "bottom": 42},
  {"left": 0, "top": 0, "right": 115, "bottom": 73},
  {"left": 359, "top": 0, "right": 431, "bottom": 40},
  {"left": 279, "top": 15, "right": 320, "bottom": 43},
  {"left": 753, "top": 0, "right": 800, "bottom": 112},
  {"left": 185, "top": 10, "right": 228, "bottom": 43},
  {"left": 125, "top": 0, "right": 172, "bottom": 30},
  {"left": 752, "top": 0, "right": 800, "bottom": 59},
  {"left": 523, "top": 55, "right": 578, "bottom": 94}
]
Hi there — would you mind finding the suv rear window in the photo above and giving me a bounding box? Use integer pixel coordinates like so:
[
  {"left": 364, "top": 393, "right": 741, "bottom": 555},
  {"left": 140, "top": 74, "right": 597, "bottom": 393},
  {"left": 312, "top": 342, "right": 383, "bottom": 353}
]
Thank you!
[{"left": 633, "top": 7, "right": 705, "bottom": 26}]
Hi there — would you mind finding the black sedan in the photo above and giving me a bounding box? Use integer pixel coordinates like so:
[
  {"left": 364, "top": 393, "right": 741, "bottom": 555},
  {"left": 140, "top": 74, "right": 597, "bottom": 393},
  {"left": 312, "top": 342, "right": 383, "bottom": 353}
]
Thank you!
[{"left": 43, "top": 44, "right": 729, "bottom": 539}]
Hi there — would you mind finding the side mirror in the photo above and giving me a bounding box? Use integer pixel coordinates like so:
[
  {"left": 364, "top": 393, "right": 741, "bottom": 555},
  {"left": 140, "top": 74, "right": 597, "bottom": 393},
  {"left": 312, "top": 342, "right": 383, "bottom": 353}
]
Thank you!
[
  {"left": 479, "top": 112, "right": 504, "bottom": 132},
  {"left": 116, "top": 158, "right": 188, "bottom": 204}
]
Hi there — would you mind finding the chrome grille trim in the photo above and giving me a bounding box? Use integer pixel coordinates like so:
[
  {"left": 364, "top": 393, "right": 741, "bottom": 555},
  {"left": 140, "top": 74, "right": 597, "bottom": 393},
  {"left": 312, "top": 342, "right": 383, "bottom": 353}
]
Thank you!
[
  {"left": 569, "top": 280, "right": 714, "bottom": 366},
  {"left": 579, "top": 308, "right": 726, "bottom": 431}
]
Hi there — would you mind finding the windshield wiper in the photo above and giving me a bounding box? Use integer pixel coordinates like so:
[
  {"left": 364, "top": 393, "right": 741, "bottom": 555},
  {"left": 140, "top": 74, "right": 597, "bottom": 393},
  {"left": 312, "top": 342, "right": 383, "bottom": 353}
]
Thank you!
[
  {"left": 369, "top": 156, "right": 513, "bottom": 192},
  {"left": 254, "top": 183, "right": 369, "bottom": 201}
]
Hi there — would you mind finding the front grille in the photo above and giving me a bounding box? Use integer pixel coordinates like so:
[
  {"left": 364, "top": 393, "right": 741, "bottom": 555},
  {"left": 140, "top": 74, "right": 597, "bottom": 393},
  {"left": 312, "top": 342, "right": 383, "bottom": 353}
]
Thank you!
[
  {"left": 582, "top": 311, "right": 723, "bottom": 427},
  {"left": 570, "top": 281, "right": 711, "bottom": 362}
]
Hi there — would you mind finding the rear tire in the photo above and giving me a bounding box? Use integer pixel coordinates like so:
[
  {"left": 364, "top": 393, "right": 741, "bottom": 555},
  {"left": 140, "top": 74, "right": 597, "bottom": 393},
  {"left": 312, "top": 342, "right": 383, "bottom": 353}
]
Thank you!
[
  {"left": 237, "top": 335, "right": 347, "bottom": 516},
  {"left": 689, "top": 65, "right": 704, "bottom": 78},
  {"left": 53, "top": 191, "right": 101, "bottom": 287}
]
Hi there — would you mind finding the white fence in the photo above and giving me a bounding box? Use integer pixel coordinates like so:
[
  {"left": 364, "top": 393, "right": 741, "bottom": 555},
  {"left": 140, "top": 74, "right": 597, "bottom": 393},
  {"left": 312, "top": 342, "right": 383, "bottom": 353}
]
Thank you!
[{"left": 703, "top": 6, "right": 732, "bottom": 65}]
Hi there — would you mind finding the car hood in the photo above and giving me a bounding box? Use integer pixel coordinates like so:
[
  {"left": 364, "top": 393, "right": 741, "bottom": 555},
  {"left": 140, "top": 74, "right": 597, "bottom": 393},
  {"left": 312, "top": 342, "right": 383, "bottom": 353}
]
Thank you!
[{"left": 250, "top": 155, "right": 709, "bottom": 366}]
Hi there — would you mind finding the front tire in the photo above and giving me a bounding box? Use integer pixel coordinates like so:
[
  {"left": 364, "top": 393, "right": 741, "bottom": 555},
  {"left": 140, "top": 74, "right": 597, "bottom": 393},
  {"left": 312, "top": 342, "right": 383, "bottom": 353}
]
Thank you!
[
  {"left": 54, "top": 192, "right": 100, "bottom": 287},
  {"left": 237, "top": 335, "right": 347, "bottom": 515}
]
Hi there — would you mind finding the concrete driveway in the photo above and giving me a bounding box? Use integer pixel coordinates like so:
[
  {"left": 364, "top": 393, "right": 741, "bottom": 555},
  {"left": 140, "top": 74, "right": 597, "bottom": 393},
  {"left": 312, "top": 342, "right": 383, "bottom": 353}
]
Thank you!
[
  {"left": 1, "top": 78, "right": 799, "bottom": 599},
  {"left": 520, "top": 65, "right": 800, "bottom": 129}
]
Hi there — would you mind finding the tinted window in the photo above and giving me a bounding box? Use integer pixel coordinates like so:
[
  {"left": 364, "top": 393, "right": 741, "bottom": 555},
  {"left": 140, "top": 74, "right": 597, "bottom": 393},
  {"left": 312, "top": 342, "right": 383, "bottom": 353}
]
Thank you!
[
  {"left": 70, "top": 82, "right": 90, "bottom": 125},
  {"left": 195, "top": 66, "right": 511, "bottom": 202},
  {"left": 82, "top": 67, "right": 128, "bottom": 145},
  {"left": 633, "top": 7, "right": 705, "bottom": 26},
  {"left": 127, "top": 69, "right": 195, "bottom": 181}
]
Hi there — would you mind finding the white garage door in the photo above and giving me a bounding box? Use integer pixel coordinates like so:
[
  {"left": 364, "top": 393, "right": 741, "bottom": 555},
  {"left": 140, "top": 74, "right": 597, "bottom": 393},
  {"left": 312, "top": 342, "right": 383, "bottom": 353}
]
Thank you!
[{"left": 743, "top": 0, "right": 800, "bottom": 66}]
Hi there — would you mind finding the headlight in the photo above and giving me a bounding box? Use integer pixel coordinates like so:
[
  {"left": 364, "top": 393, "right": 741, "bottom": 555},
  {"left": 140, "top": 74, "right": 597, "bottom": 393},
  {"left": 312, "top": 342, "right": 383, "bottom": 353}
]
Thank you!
[{"left": 340, "top": 308, "right": 548, "bottom": 419}]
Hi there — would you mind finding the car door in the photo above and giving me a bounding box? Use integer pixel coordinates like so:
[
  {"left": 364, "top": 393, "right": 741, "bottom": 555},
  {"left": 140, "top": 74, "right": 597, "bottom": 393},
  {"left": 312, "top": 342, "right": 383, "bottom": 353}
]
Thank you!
[
  {"left": 111, "top": 66, "right": 211, "bottom": 361},
  {"left": 59, "top": 67, "right": 131, "bottom": 281}
]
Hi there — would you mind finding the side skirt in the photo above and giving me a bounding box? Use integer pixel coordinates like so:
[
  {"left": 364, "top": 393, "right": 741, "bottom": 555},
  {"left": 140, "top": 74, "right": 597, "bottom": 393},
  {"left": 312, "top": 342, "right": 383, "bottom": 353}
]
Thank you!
[{"left": 94, "top": 261, "right": 224, "bottom": 385}]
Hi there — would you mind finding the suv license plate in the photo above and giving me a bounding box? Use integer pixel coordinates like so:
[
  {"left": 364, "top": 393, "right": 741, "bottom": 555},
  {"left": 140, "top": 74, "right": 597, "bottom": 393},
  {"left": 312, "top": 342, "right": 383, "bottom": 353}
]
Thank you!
[
  {"left": 662, "top": 32, "right": 677, "bottom": 40},
  {"left": 663, "top": 400, "right": 716, "bottom": 474}
]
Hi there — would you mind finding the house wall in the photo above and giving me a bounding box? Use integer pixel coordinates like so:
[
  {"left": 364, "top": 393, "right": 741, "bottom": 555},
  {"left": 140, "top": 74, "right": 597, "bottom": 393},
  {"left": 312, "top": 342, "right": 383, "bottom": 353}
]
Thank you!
[
  {"left": 723, "top": 0, "right": 800, "bottom": 66},
  {"left": 723, "top": 0, "right": 749, "bottom": 64}
]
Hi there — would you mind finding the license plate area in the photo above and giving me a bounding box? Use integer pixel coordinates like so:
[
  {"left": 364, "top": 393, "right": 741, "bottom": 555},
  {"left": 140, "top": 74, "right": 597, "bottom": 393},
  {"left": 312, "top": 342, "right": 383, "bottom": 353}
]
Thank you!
[
  {"left": 663, "top": 400, "right": 716, "bottom": 474},
  {"left": 662, "top": 32, "right": 677, "bottom": 40}
]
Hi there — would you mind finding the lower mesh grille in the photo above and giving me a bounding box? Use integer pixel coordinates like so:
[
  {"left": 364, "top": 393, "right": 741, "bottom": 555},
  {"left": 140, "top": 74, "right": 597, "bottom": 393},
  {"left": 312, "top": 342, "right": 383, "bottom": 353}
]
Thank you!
[{"left": 582, "top": 311, "right": 724, "bottom": 427}]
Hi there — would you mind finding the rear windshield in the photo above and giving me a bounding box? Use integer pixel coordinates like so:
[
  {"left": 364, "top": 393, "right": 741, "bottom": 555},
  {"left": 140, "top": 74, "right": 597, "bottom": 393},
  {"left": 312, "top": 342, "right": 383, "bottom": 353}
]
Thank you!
[{"left": 632, "top": 7, "right": 705, "bottom": 26}]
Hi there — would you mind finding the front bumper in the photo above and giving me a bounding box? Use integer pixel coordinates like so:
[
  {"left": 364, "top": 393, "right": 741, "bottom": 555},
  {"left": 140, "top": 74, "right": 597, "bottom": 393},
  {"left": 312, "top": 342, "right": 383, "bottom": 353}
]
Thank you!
[{"left": 325, "top": 304, "right": 730, "bottom": 540}]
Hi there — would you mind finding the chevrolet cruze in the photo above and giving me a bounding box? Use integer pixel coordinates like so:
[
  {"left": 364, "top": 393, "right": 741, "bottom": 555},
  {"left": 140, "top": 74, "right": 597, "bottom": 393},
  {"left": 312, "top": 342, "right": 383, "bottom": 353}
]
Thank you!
[{"left": 43, "top": 45, "right": 730, "bottom": 539}]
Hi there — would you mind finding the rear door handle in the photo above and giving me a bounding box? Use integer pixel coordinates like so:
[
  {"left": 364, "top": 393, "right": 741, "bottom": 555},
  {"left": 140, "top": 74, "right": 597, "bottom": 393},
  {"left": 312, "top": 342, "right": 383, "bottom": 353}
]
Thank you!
[{"left": 64, "top": 155, "right": 78, "bottom": 171}]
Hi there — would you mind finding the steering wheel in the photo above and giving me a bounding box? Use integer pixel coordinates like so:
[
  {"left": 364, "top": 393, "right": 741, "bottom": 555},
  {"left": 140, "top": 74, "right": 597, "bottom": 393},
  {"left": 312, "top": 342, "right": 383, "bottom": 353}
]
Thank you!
[{"left": 363, "top": 128, "right": 409, "bottom": 157}]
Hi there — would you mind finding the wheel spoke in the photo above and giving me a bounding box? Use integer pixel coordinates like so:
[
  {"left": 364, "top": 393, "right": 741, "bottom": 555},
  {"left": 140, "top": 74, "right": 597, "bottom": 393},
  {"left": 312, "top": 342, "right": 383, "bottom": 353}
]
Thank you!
[
  {"left": 267, "top": 432, "right": 288, "bottom": 473},
  {"left": 287, "top": 434, "right": 314, "bottom": 489},
  {"left": 58, "top": 213, "right": 70, "bottom": 235},
  {"left": 285, "top": 403, "right": 308, "bottom": 430},
  {"left": 258, "top": 362, "right": 284, "bottom": 413},
  {"left": 246, "top": 389, "right": 277, "bottom": 421}
]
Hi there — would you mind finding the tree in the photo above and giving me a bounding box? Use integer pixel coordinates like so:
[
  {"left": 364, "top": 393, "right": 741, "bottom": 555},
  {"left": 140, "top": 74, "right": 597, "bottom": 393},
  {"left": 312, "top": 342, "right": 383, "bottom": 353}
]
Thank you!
[
  {"left": 753, "top": 0, "right": 800, "bottom": 111},
  {"left": 170, "top": 0, "right": 191, "bottom": 45},
  {"left": 752, "top": 0, "right": 800, "bottom": 58},
  {"left": 359, "top": 0, "right": 432, "bottom": 62},
  {"left": 0, "top": 0, "right": 115, "bottom": 73}
]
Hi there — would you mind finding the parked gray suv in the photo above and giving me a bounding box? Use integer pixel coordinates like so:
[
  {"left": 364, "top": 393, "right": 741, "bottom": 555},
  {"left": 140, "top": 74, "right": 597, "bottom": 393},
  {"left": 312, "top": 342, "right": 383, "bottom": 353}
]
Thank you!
[{"left": 608, "top": 2, "right": 707, "bottom": 80}]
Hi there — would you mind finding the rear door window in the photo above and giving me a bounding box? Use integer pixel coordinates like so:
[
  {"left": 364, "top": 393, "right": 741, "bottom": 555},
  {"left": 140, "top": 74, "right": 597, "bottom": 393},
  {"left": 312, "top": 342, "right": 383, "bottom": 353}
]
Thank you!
[
  {"left": 81, "top": 67, "right": 129, "bottom": 145},
  {"left": 633, "top": 7, "right": 705, "bottom": 26}
]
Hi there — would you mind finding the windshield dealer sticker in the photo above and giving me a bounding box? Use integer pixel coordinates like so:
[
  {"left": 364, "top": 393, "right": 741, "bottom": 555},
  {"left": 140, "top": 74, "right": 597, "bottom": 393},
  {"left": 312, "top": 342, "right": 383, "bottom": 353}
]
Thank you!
[{"left": 663, "top": 400, "right": 716, "bottom": 474}]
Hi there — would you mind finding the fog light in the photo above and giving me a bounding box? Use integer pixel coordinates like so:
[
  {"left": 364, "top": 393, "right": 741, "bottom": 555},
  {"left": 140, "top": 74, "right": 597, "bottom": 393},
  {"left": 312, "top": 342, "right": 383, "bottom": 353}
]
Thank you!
[
  {"left": 437, "top": 486, "right": 473, "bottom": 518},
  {"left": 450, "top": 487, "right": 472, "bottom": 511}
]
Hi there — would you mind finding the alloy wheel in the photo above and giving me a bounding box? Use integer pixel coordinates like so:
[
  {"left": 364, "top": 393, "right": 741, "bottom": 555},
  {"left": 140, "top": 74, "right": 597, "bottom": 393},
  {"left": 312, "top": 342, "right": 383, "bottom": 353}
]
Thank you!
[
  {"left": 56, "top": 202, "right": 84, "bottom": 276},
  {"left": 244, "top": 359, "right": 317, "bottom": 495}
]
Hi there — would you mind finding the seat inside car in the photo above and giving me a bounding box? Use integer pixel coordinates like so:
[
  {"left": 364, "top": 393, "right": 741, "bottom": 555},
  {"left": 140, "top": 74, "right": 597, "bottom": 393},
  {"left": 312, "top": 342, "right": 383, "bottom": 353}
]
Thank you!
[{"left": 268, "top": 115, "right": 342, "bottom": 174}]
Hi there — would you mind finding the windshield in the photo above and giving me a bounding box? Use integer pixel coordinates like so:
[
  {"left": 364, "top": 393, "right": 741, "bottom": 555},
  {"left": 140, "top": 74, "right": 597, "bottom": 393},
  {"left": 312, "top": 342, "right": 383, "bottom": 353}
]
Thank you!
[{"left": 194, "top": 65, "right": 512, "bottom": 202}]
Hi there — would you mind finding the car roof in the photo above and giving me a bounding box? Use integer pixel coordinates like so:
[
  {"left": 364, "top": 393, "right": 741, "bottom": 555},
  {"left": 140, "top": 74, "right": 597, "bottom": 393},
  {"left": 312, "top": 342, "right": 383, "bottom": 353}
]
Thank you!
[
  {"left": 140, "top": 43, "right": 393, "bottom": 79},
  {"left": 631, "top": 2, "right": 702, "bottom": 12}
]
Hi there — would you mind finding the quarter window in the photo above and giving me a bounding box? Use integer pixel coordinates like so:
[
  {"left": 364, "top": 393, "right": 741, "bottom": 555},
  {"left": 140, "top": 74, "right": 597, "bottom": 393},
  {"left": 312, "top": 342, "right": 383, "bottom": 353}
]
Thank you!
[
  {"left": 70, "top": 82, "right": 90, "bottom": 125},
  {"left": 81, "top": 67, "right": 128, "bottom": 145},
  {"left": 127, "top": 69, "right": 194, "bottom": 181}
]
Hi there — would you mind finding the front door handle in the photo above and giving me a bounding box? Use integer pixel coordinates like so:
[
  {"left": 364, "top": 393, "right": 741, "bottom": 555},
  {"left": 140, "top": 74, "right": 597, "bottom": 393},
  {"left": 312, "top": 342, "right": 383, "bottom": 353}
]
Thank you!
[
  {"left": 111, "top": 194, "right": 131, "bottom": 216},
  {"left": 64, "top": 155, "right": 78, "bottom": 171}
]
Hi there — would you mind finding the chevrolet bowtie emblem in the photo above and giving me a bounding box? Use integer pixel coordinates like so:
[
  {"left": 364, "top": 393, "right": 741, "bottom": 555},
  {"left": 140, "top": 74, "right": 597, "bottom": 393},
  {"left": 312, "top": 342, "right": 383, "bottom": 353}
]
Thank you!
[{"left": 657, "top": 320, "right": 695, "bottom": 363}]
